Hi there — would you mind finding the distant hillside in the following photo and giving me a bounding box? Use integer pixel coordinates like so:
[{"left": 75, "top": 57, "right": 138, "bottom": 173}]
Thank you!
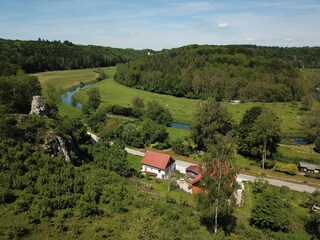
[
  {"left": 115, "top": 44, "right": 320, "bottom": 102},
  {"left": 0, "top": 38, "right": 153, "bottom": 75},
  {"left": 225, "top": 45, "right": 320, "bottom": 68}
]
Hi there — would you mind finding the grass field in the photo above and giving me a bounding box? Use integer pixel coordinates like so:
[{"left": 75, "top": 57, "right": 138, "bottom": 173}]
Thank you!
[
  {"left": 36, "top": 68, "right": 98, "bottom": 90},
  {"left": 37, "top": 68, "right": 99, "bottom": 117},
  {"left": 36, "top": 67, "right": 314, "bottom": 138},
  {"left": 71, "top": 67, "right": 306, "bottom": 137}
]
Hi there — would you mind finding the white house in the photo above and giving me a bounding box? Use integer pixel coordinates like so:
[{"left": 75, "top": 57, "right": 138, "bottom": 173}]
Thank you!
[{"left": 141, "top": 150, "right": 175, "bottom": 179}]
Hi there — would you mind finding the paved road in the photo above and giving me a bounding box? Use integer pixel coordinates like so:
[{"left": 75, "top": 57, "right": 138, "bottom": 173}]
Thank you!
[
  {"left": 125, "top": 147, "right": 145, "bottom": 157},
  {"left": 237, "top": 174, "right": 317, "bottom": 193},
  {"left": 87, "top": 132, "right": 318, "bottom": 193}
]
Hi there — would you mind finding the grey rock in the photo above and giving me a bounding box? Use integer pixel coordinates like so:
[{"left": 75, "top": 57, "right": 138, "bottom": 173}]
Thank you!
[{"left": 29, "top": 95, "right": 50, "bottom": 116}]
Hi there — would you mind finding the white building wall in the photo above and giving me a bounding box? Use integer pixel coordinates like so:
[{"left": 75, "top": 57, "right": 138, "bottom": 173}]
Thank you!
[
  {"left": 143, "top": 164, "right": 175, "bottom": 179},
  {"left": 143, "top": 165, "right": 166, "bottom": 178}
]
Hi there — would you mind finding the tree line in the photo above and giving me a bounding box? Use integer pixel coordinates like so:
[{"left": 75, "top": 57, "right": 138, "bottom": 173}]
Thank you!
[
  {"left": 115, "top": 44, "right": 320, "bottom": 102},
  {"left": 0, "top": 38, "right": 152, "bottom": 75}
]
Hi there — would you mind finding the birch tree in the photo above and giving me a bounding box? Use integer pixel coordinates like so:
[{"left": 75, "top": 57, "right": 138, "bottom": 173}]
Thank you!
[
  {"left": 249, "top": 108, "right": 281, "bottom": 169},
  {"left": 196, "top": 135, "right": 237, "bottom": 233}
]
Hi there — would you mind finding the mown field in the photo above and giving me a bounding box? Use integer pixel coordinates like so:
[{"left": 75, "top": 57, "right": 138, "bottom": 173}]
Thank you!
[{"left": 36, "top": 68, "right": 98, "bottom": 89}]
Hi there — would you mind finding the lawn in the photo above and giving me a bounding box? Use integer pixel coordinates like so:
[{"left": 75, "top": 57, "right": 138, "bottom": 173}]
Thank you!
[{"left": 167, "top": 127, "right": 190, "bottom": 144}]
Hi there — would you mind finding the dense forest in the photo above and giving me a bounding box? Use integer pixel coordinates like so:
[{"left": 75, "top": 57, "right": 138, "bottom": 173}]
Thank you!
[
  {"left": 0, "top": 38, "right": 152, "bottom": 75},
  {"left": 115, "top": 44, "right": 320, "bottom": 102}
]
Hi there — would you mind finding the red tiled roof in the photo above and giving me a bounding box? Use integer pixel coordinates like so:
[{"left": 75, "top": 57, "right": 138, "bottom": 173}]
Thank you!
[
  {"left": 141, "top": 150, "right": 174, "bottom": 170},
  {"left": 186, "top": 165, "right": 200, "bottom": 174},
  {"left": 192, "top": 173, "right": 202, "bottom": 185}
]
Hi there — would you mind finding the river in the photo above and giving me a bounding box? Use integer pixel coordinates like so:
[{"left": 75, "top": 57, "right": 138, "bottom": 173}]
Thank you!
[{"left": 61, "top": 83, "right": 190, "bottom": 130}]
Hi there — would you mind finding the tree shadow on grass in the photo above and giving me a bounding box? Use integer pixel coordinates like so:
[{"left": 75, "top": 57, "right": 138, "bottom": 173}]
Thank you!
[{"left": 200, "top": 214, "right": 237, "bottom": 236}]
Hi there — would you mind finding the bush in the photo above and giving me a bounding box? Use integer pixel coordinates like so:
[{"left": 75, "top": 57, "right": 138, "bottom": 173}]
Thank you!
[
  {"left": 106, "top": 105, "right": 133, "bottom": 117},
  {"left": 78, "top": 200, "right": 100, "bottom": 218},
  {"left": 274, "top": 162, "right": 297, "bottom": 175},
  {"left": 251, "top": 186, "right": 291, "bottom": 232},
  {"left": 314, "top": 137, "right": 320, "bottom": 153},
  {"left": 171, "top": 138, "right": 193, "bottom": 156},
  {"left": 0, "top": 186, "right": 14, "bottom": 204},
  {"left": 5, "top": 224, "right": 29, "bottom": 239}
]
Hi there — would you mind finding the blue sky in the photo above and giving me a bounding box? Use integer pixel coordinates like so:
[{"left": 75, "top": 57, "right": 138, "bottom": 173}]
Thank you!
[{"left": 1, "top": 0, "right": 319, "bottom": 49}]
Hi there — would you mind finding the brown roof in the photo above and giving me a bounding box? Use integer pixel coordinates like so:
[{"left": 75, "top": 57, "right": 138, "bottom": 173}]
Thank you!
[
  {"left": 186, "top": 165, "right": 200, "bottom": 174},
  {"left": 191, "top": 173, "right": 202, "bottom": 185},
  {"left": 141, "top": 150, "right": 174, "bottom": 170}
]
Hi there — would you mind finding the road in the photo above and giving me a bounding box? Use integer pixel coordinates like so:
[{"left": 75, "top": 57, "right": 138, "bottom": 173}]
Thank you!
[{"left": 87, "top": 132, "right": 318, "bottom": 193}]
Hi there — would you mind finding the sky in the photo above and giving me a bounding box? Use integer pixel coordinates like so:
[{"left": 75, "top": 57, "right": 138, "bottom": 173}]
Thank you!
[{"left": 0, "top": 0, "right": 320, "bottom": 50}]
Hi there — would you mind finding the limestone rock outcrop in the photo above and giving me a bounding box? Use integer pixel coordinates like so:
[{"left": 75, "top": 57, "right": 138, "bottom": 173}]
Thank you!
[
  {"left": 29, "top": 96, "right": 50, "bottom": 116},
  {"left": 42, "top": 132, "right": 73, "bottom": 161}
]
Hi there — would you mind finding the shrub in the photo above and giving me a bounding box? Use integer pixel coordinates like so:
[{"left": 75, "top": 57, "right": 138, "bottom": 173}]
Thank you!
[
  {"left": 171, "top": 138, "right": 193, "bottom": 156},
  {"left": 5, "top": 224, "right": 29, "bottom": 239},
  {"left": 314, "top": 137, "right": 320, "bottom": 153},
  {"left": 251, "top": 189, "right": 291, "bottom": 232},
  {"left": 106, "top": 105, "right": 133, "bottom": 117},
  {"left": 274, "top": 162, "right": 297, "bottom": 175},
  {"left": 78, "top": 200, "right": 100, "bottom": 218}
]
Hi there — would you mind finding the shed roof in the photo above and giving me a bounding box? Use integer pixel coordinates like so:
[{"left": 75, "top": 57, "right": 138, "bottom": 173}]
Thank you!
[
  {"left": 191, "top": 173, "right": 202, "bottom": 185},
  {"left": 299, "top": 162, "right": 320, "bottom": 171},
  {"left": 186, "top": 165, "right": 200, "bottom": 174},
  {"left": 141, "top": 150, "right": 174, "bottom": 170}
]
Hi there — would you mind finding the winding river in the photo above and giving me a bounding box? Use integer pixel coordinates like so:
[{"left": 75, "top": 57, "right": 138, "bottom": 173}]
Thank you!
[
  {"left": 61, "top": 83, "right": 95, "bottom": 108},
  {"left": 60, "top": 83, "right": 191, "bottom": 130}
]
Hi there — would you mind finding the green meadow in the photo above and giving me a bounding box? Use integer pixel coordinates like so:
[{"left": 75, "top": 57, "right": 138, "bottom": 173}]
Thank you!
[
  {"left": 36, "top": 68, "right": 98, "bottom": 89},
  {"left": 36, "top": 67, "right": 310, "bottom": 137},
  {"left": 72, "top": 67, "right": 306, "bottom": 137},
  {"left": 36, "top": 67, "right": 320, "bottom": 187}
]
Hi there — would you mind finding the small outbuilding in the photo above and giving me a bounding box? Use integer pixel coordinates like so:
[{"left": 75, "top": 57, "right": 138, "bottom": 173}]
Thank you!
[
  {"left": 191, "top": 173, "right": 203, "bottom": 195},
  {"left": 186, "top": 165, "right": 200, "bottom": 179},
  {"left": 298, "top": 162, "right": 320, "bottom": 173},
  {"left": 141, "top": 150, "right": 175, "bottom": 179}
]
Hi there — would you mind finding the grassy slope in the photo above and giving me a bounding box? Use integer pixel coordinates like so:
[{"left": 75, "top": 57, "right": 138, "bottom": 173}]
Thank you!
[{"left": 36, "top": 68, "right": 98, "bottom": 89}]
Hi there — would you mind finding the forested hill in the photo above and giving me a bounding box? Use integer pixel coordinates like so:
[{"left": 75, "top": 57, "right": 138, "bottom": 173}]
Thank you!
[
  {"left": 115, "top": 45, "right": 320, "bottom": 102},
  {"left": 226, "top": 45, "right": 320, "bottom": 69},
  {"left": 0, "top": 38, "right": 152, "bottom": 75}
]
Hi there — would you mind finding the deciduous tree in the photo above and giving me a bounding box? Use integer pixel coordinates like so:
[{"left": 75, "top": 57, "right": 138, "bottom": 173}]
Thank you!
[
  {"left": 132, "top": 96, "right": 145, "bottom": 118},
  {"left": 302, "top": 107, "right": 320, "bottom": 143},
  {"left": 87, "top": 88, "right": 101, "bottom": 110},
  {"left": 238, "top": 107, "right": 281, "bottom": 168},
  {"left": 196, "top": 135, "right": 237, "bottom": 233},
  {"left": 249, "top": 108, "right": 281, "bottom": 169},
  {"left": 191, "top": 98, "right": 232, "bottom": 150},
  {"left": 144, "top": 100, "right": 172, "bottom": 126}
]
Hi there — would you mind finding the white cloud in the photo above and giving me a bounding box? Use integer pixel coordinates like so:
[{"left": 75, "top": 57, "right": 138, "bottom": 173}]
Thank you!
[
  {"left": 218, "top": 22, "right": 229, "bottom": 28},
  {"left": 285, "top": 37, "right": 293, "bottom": 41},
  {"left": 246, "top": 37, "right": 254, "bottom": 41}
]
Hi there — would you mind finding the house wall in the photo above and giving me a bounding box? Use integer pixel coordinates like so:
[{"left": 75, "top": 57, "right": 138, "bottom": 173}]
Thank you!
[
  {"left": 143, "top": 165, "right": 166, "bottom": 179},
  {"left": 164, "top": 162, "right": 175, "bottom": 177},
  {"left": 143, "top": 163, "right": 175, "bottom": 179}
]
